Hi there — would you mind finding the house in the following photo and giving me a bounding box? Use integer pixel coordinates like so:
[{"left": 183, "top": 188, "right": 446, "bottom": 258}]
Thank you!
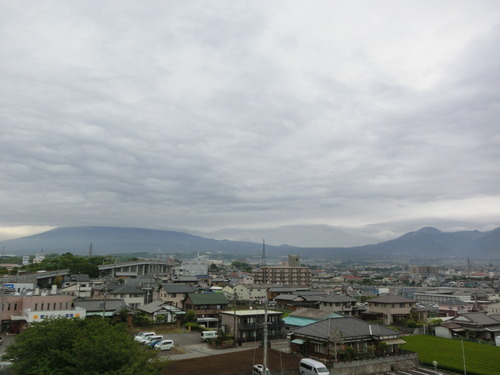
[
  {"left": 365, "top": 295, "right": 424, "bottom": 325},
  {"left": 219, "top": 309, "right": 285, "bottom": 342},
  {"left": 232, "top": 284, "right": 268, "bottom": 303},
  {"left": 138, "top": 301, "right": 185, "bottom": 323},
  {"left": 438, "top": 298, "right": 474, "bottom": 317},
  {"left": 182, "top": 292, "right": 229, "bottom": 320},
  {"left": 74, "top": 298, "right": 129, "bottom": 319},
  {"left": 60, "top": 274, "right": 95, "bottom": 298},
  {"left": 159, "top": 283, "right": 196, "bottom": 307},
  {"left": 290, "top": 316, "right": 405, "bottom": 363},
  {"left": 94, "top": 282, "right": 146, "bottom": 309},
  {"left": 435, "top": 312, "right": 500, "bottom": 343},
  {"left": 318, "top": 295, "right": 358, "bottom": 316}
]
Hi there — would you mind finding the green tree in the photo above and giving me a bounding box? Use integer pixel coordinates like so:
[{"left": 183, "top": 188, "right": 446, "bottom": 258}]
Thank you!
[{"left": 2, "top": 318, "right": 164, "bottom": 375}]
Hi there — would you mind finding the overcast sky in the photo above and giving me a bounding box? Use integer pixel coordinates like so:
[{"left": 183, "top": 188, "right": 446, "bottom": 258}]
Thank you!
[{"left": 1, "top": 1, "right": 499, "bottom": 247}]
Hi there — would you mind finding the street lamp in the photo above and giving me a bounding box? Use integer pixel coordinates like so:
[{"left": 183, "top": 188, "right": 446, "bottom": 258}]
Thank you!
[{"left": 432, "top": 360, "right": 438, "bottom": 373}]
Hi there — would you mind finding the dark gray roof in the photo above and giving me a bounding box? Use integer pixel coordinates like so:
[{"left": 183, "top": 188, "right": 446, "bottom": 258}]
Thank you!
[
  {"left": 187, "top": 292, "right": 229, "bottom": 305},
  {"left": 369, "top": 295, "right": 415, "bottom": 304},
  {"left": 139, "top": 301, "right": 185, "bottom": 314},
  {"left": 162, "top": 283, "right": 196, "bottom": 293},
  {"left": 460, "top": 312, "right": 500, "bottom": 325},
  {"left": 275, "top": 294, "right": 304, "bottom": 301},
  {"left": 440, "top": 298, "right": 470, "bottom": 306},
  {"left": 319, "top": 295, "right": 357, "bottom": 303},
  {"left": 109, "top": 285, "right": 145, "bottom": 295},
  {"left": 74, "top": 299, "right": 126, "bottom": 312},
  {"left": 294, "top": 316, "right": 399, "bottom": 340}
]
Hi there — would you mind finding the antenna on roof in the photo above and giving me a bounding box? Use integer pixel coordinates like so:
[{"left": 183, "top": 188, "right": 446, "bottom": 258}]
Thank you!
[{"left": 261, "top": 239, "right": 266, "bottom": 266}]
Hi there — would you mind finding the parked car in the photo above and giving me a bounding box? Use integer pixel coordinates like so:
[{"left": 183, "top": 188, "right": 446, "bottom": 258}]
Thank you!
[
  {"left": 147, "top": 338, "right": 164, "bottom": 348},
  {"left": 154, "top": 339, "right": 174, "bottom": 351},
  {"left": 142, "top": 335, "right": 163, "bottom": 345},
  {"left": 134, "top": 332, "right": 155, "bottom": 342},
  {"left": 252, "top": 364, "right": 270, "bottom": 375}
]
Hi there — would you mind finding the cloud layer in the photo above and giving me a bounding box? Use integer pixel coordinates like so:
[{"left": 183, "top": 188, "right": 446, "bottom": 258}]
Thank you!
[{"left": 1, "top": 1, "right": 499, "bottom": 246}]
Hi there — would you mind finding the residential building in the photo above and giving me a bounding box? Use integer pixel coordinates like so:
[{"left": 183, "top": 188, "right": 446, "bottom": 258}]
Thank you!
[
  {"left": 0, "top": 287, "right": 83, "bottom": 333},
  {"left": 318, "top": 295, "right": 358, "bottom": 316},
  {"left": 438, "top": 298, "right": 474, "bottom": 317},
  {"left": 290, "top": 316, "right": 406, "bottom": 362},
  {"left": 254, "top": 266, "right": 312, "bottom": 286},
  {"left": 435, "top": 312, "right": 500, "bottom": 343},
  {"left": 283, "top": 308, "right": 344, "bottom": 332},
  {"left": 366, "top": 295, "right": 423, "bottom": 325},
  {"left": 138, "top": 301, "right": 185, "bottom": 323},
  {"left": 182, "top": 292, "right": 229, "bottom": 319},
  {"left": 159, "top": 283, "right": 196, "bottom": 307},
  {"left": 233, "top": 284, "right": 268, "bottom": 303},
  {"left": 219, "top": 309, "right": 285, "bottom": 342}
]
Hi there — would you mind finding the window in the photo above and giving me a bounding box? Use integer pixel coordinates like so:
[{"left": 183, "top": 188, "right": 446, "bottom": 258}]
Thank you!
[
  {"left": 35, "top": 303, "right": 38, "bottom": 310},
  {"left": 53, "top": 303, "right": 56, "bottom": 310},
  {"left": 14, "top": 303, "right": 17, "bottom": 310},
  {"left": 7, "top": 304, "right": 11, "bottom": 311},
  {"left": 313, "top": 343, "right": 325, "bottom": 354}
]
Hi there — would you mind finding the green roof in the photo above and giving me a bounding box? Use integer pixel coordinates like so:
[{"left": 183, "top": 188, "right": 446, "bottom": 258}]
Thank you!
[{"left": 188, "top": 293, "right": 229, "bottom": 305}]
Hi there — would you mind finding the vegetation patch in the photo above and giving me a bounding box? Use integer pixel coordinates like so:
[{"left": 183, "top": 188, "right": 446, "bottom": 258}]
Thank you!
[{"left": 403, "top": 335, "right": 500, "bottom": 375}]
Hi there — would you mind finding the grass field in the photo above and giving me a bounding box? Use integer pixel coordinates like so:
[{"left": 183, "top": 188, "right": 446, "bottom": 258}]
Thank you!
[{"left": 403, "top": 335, "right": 500, "bottom": 375}]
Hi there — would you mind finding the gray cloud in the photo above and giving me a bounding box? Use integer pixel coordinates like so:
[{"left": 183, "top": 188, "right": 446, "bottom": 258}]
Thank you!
[{"left": 1, "top": 1, "right": 499, "bottom": 246}]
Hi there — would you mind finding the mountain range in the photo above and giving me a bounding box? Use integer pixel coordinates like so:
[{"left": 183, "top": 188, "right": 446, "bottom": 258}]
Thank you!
[{"left": 0, "top": 226, "right": 499, "bottom": 260}]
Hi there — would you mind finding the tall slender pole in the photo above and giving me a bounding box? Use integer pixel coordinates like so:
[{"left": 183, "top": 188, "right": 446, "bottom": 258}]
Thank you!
[
  {"left": 264, "top": 292, "right": 268, "bottom": 374},
  {"left": 461, "top": 339, "right": 467, "bottom": 375}
]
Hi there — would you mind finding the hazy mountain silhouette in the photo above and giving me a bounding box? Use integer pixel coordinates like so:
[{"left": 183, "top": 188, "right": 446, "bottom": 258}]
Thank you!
[{"left": 0, "top": 226, "right": 499, "bottom": 260}]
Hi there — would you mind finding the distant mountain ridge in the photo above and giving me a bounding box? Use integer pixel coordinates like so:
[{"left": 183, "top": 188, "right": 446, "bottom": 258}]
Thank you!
[{"left": 0, "top": 226, "right": 499, "bottom": 260}]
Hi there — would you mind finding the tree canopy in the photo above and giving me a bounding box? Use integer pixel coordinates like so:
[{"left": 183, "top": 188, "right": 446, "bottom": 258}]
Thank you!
[
  {"left": 22, "top": 253, "right": 114, "bottom": 278},
  {"left": 3, "top": 318, "right": 165, "bottom": 375}
]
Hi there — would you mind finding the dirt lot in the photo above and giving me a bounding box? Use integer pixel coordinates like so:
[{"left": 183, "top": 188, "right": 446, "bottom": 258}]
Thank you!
[{"left": 163, "top": 347, "right": 302, "bottom": 375}]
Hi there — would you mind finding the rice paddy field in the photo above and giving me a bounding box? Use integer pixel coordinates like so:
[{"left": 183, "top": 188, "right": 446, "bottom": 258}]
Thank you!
[{"left": 403, "top": 335, "right": 500, "bottom": 375}]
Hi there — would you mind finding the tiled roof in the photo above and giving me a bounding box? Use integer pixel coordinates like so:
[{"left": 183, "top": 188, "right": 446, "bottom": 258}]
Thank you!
[
  {"left": 162, "top": 283, "right": 196, "bottom": 293},
  {"left": 187, "top": 292, "right": 229, "bottom": 305},
  {"left": 294, "top": 316, "right": 399, "bottom": 340},
  {"left": 369, "top": 295, "right": 415, "bottom": 304},
  {"left": 74, "top": 299, "right": 126, "bottom": 312}
]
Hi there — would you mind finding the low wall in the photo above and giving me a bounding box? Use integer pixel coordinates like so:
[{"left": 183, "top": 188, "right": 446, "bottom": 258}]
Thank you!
[{"left": 331, "top": 353, "right": 419, "bottom": 375}]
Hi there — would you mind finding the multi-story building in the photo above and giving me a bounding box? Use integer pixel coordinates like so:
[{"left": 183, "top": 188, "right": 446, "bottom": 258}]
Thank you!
[
  {"left": 0, "top": 286, "right": 84, "bottom": 333},
  {"left": 219, "top": 309, "right": 285, "bottom": 342},
  {"left": 366, "top": 295, "right": 423, "bottom": 325},
  {"left": 253, "top": 266, "right": 312, "bottom": 286}
]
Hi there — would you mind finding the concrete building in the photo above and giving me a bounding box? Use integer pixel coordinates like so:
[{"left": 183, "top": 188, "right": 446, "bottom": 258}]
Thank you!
[
  {"left": 254, "top": 266, "right": 312, "bottom": 286},
  {"left": 219, "top": 309, "right": 285, "bottom": 342}
]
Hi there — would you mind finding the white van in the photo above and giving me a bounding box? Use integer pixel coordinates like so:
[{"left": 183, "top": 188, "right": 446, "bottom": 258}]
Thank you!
[
  {"left": 154, "top": 339, "right": 174, "bottom": 351},
  {"left": 299, "top": 358, "right": 330, "bottom": 375},
  {"left": 201, "top": 330, "right": 218, "bottom": 342}
]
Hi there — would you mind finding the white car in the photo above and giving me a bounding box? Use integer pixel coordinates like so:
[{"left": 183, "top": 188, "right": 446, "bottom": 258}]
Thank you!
[
  {"left": 154, "top": 339, "right": 174, "bottom": 351},
  {"left": 252, "top": 364, "right": 270, "bottom": 375}
]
